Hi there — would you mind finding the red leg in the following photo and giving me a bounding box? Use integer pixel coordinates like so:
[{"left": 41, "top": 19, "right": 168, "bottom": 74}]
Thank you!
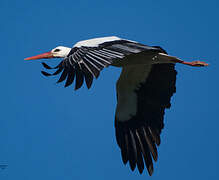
[
  {"left": 181, "top": 60, "right": 209, "bottom": 67},
  {"left": 171, "top": 59, "right": 209, "bottom": 67},
  {"left": 158, "top": 53, "right": 209, "bottom": 67}
]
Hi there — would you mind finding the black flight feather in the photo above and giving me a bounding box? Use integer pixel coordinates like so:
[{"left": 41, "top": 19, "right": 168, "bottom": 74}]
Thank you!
[
  {"left": 139, "top": 128, "right": 154, "bottom": 176},
  {"left": 57, "top": 68, "right": 68, "bottom": 83},
  {"left": 134, "top": 130, "right": 144, "bottom": 174},
  {"left": 65, "top": 68, "right": 75, "bottom": 87},
  {"left": 42, "top": 62, "right": 61, "bottom": 69},
  {"left": 52, "top": 67, "right": 63, "bottom": 76},
  {"left": 121, "top": 133, "right": 129, "bottom": 165},
  {"left": 128, "top": 130, "right": 137, "bottom": 171},
  {"left": 80, "top": 63, "right": 93, "bottom": 89},
  {"left": 144, "top": 127, "right": 158, "bottom": 161},
  {"left": 41, "top": 71, "right": 52, "bottom": 76},
  {"left": 42, "top": 62, "right": 53, "bottom": 69},
  {"left": 75, "top": 68, "right": 84, "bottom": 90}
]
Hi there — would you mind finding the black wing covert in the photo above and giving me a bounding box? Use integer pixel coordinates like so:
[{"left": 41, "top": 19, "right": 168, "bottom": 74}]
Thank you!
[{"left": 41, "top": 40, "right": 166, "bottom": 90}]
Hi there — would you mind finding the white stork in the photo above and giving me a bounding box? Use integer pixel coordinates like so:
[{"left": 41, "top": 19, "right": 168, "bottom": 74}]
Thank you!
[{"left": 25, "top": 36, "right": 208, "bottom": 175}]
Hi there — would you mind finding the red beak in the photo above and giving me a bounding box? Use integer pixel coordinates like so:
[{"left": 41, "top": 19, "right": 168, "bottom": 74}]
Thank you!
[{"left": 24, "top": 51, "right": 54, "bottom": 60}]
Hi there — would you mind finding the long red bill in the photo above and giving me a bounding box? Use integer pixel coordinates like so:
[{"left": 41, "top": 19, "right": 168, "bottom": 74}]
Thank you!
[{"left": 25, "top": 52, "right": 54, "bottom": 60}]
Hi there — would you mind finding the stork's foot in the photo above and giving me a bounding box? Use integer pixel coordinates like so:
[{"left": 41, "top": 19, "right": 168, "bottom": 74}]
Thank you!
[{"left": 182, "top": 60, "right": 209, "bottom": 67}]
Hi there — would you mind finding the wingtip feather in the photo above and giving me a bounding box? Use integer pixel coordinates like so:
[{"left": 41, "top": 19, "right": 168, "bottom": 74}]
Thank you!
[
  {"left": 42, "top": 62, "right": 53, "bottom": 69},
  {"left": 148, "top": 165, "right": 154, "bottom": 176},
  {"left": 41, "top": 71, "right": 51, "bottom": 76}
]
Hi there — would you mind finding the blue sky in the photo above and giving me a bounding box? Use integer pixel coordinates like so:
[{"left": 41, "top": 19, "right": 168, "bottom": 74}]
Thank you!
[{"left": 1, "top": 0, "right": 219, "bottom": 179}]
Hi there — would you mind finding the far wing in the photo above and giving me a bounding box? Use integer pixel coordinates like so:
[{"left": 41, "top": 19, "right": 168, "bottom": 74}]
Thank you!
[{"left": 115, "top": 63, "right": 177, "bottom": 175}]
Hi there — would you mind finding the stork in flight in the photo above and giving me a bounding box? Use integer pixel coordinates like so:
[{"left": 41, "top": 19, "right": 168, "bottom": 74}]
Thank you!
[{"left": 25, "top": 36, "right": 208, "bottom": 175}]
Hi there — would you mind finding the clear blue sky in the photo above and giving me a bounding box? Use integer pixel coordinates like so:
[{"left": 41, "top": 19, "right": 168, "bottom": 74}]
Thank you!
[{"left": 1, "top": 0, "right": 219, "bottom": 179}]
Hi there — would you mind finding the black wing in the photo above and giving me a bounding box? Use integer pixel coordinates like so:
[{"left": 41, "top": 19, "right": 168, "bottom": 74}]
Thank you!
[
  {"left": 115, "top": 63, "right": 177, "bottom": 175},
  {"left": 41, "top": 40, "right": 166, "bottom": 90}
]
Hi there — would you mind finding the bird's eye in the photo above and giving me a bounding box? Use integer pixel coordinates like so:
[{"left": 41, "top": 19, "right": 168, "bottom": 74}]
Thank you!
[{"left": 54, "top": 49, "right": 60, "bottom": 52}]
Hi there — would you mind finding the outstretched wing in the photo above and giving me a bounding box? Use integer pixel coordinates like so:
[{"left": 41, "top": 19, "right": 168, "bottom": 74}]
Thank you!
[
  {"left": 115, "top": 63, "right": 177, "bottom": 175},
  {"left": 41, "top": 38, "right": 166, "bottom": 90}
]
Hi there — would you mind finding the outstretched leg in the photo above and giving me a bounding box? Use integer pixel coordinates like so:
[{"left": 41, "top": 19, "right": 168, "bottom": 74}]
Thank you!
[
  {"left": 158, "top": 53, "right": 209, "bottom": 67},
  {"left": 174, "top": 60, "right": 208, "bottom": 67}
]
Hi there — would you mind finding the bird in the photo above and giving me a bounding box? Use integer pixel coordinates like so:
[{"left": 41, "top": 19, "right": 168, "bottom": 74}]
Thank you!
[{"left": 25, "top": 36, "right": 208, "bottom": 175}]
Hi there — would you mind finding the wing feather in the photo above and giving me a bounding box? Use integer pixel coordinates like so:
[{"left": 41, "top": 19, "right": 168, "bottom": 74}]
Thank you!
[
  {"left": 80, "top": 63, "right": 93, "bottom": 89},
  {"left": 115, "top": 64, "right": 177, "bottom": 175},
  {"left": 65, "top": 68, "right": 75, "bottom": 87},
  {"left": 75, "top": 67, "right": 84, "bottom": 90},
  {"left": 57, "top": 68, "right": 68, "bottom": 83},
  {"left": 128, "top": 130, "right": 137, "bottom": 171},
  {"left": 134, "top": 130, "right": 145, "bottom": 174},
  {"left": 41, "top": 38, "right": 169, "bottom": 92}
]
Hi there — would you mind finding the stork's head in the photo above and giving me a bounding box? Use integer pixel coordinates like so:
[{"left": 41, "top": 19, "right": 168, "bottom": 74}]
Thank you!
[{"left": 25, "top": 46, "right": 71, "bottom": 60}]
